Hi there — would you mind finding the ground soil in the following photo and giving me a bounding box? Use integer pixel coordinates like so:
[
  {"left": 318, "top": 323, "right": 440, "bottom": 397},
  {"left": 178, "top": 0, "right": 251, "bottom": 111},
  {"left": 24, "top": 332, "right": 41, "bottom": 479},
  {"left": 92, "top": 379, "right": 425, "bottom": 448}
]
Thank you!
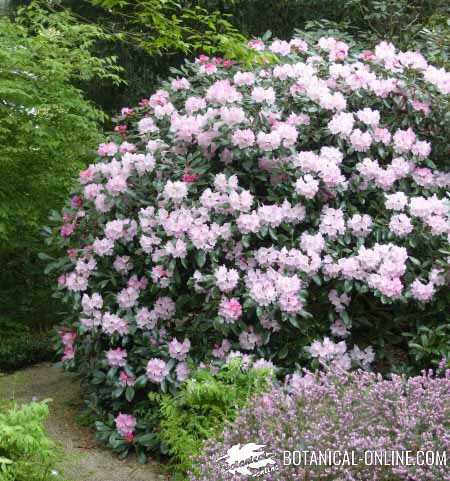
[{"left": 0, "top": 363, "right": 168, "bottom": 481}]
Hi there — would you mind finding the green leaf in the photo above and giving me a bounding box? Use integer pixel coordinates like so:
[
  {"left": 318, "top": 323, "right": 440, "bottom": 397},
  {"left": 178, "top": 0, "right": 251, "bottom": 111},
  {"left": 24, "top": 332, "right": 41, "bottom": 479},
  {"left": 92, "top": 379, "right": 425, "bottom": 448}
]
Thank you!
[
  {"left": 409, "top": 257, "right": 421, "bottom": 266},
  {"left": 299, "top": 309, "right": 313, "bottom": 319},
  {"left": 288, "top": 316, "right": 300, "bottom": 328},
  {"left": 277, "top": 344, "right": 289, "bottom": 359},
  {"left": 341, "top": 311, "right": 351, "bottom": 325},
  {"left": 112, "top": 386, "right": 124, "bottom": 398},
  {"left": 37, "top": 252, "right": 54, "bottom": 261},
  {"left": 268, "top": 227, "right": 278, "bottom": 241},
  {"left": 125, "top": 386, "right": 135, "bottom": 402},
  {"left": 134, "top": 433, "right": 156, "bottom": 447},
  {"left": 195, "top": 250, "right": 206, "bottom": 268}
]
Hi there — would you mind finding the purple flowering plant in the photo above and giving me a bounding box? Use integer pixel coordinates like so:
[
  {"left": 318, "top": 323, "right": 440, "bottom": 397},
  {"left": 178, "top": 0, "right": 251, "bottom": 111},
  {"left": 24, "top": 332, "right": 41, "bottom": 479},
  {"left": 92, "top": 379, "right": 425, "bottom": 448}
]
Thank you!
[{"left": 189, "top": 367, "right": 450, "bottom": 481}]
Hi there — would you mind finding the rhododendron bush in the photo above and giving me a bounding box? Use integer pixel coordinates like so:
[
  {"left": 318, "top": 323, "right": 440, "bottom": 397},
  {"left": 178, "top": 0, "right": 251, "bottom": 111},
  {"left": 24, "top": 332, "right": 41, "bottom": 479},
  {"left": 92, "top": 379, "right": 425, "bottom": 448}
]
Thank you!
[{"left": 44, "top": 35, "right": 450, "bottom": 451}]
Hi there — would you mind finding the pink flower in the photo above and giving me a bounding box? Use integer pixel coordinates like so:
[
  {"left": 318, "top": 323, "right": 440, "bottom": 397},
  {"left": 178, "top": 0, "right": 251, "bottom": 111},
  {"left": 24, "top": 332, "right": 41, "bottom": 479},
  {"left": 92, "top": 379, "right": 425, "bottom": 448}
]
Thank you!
[
  {"left": 197, "top": 54, "right": 210, "bottom": 64},
  {"left": 62, "top": 346, "right": 74, "bottom": 361},
  {"left": 200, "top": 63, "right": 217, "bottom": 75},
  {"left": 412, "top": 167, "right": 434, "bottom": 187},
  {"left": 138, "top": 117, "right": 158, "bottom": 134},
  {"left": 149, "top": 89, "right": 169, "bottom": 107},
  {"left": 410, "top": 279, "right": 435, "bottom": 302},
  {"left": 146, "top": 358, "right": 169, "bottom": 383},
  {"left": 393, "top": 128, "right": 416, "bottom": 153},
  {"left": 251, "top": 87, "right": 275, "bottom": 104},
  {"left": 175, "top": 362, "right": 190, "bottom": 382},
  {"left": 97, "top": 142, "right": 118, "bottom": 157},
  {"left": 247, "top": 39, "right": 265, "bottom": 50},
  {"left": 119, "top": 142, "right": 137, "bottom": 153},
  {"left": 121, "top": 107, "right": 134, "bottom": 117},
  {"left": 212, "top": 339, "right": 231, "bottom": 358},
  {"left": 231, "top": 129, "right": 255, "bottom": 149},
  {"left": 181, "top": 173, "right": 197, "bottom": 183},
  {"left": 372, "top": 127, "right": 392, "bottom": 145},
  {"left": 328, "top": 112, "right": 354, "bottom": 136},
  {"left": 71, "top": 196, "right": 83, "bottom": 208},
  {"left": 348, "top": 214, "right": 373, "bottom": 237},
  {"left": 270, "top": 40, "right": 291, "bottom": 56},
  {"left": 60, "top": 224, "right": 75, "bottom": 237},
  {"left": 411, "top": 141, "right": 431, "bottom": 159},
  {"left": 350, "top": 129, "right": 372, "bottom": 152},
  {"left": 168, "top": 338, "right": 191, "bottom": 361},
  {"left": 295, "top": 174, "right": 319, "bottom": 200},
  {"left": 331, "top": 319, "right": 350, "bottom": 338},
  {"left": 163, "top": 180, "right": 188, "bottom": 203},
  {"left": 102, "top": 312, "right": 129, "bottom": 335},
  {"left": 79, "top": 166, "right": 95, "bottom": 184},
  {"left": 58, "top": 328, "right": 76, "bottom": 361},
  {"left": 219, "top": 298, "right": 242, "bottom": 322},
  {"left": 233, "top": 72, "right": 255, "bottom": 86},
  {"left": 171, "top": 77, "right": 191, "bottom": 90},
  {"left": 106, "top": 348, "right": 127, "bottom": 367},
  {"left": 115, "top": 413, "right": 136, "bottom": 438},
  {"left": 119, "top": 371, "right": 135, "bottom": 387},
  {"left": 360, "top": 49, "right": 376, "bottom": 61},
  {"left": 290, "top": 38, "right": 308, "bottom": 52}
]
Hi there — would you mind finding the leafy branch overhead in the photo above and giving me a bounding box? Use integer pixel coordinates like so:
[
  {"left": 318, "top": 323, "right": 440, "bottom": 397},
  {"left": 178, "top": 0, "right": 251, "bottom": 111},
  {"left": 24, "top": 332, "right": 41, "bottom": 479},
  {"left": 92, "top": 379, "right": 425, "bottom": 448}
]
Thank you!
[
  {"left": 87, "top": 0, "right": 248, "bottom": 56},
  {"left": 0, "top": 1, "right": 125, "bottom": 241}
]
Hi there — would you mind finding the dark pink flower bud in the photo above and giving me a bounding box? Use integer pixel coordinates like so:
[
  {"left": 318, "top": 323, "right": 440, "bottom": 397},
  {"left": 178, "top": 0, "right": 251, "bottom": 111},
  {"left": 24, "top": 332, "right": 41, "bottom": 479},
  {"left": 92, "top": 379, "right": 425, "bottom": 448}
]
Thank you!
[
  {"left": 182, "top": 173, "right": 197, "bottom": 183},
  {"left": 198, "top": 54, "right": 209, "bottom": 64},
  {"left": 71, "top": 196, "right": 83, "bottom": 208}
]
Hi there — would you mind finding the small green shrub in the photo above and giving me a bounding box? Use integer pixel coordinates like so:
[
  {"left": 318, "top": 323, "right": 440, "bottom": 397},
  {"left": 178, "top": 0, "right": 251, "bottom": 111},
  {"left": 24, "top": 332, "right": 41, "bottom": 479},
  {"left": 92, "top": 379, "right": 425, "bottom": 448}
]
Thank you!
[
  {"left": 0, "top": 400, "right": 65, "bottom": 481},
  {"left": 155, "top": 359, "right": 274, "bottom": 476}
]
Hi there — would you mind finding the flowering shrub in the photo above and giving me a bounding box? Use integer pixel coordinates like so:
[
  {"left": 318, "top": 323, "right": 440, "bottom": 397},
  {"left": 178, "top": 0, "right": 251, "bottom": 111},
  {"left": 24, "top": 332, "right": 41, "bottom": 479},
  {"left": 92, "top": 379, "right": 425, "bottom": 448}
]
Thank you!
[
  {"left": 44, "top": 35, "right": 450, "bottom": 450},
  {"left": 189, "top": 368, "right": 450, "bottom": 481}
]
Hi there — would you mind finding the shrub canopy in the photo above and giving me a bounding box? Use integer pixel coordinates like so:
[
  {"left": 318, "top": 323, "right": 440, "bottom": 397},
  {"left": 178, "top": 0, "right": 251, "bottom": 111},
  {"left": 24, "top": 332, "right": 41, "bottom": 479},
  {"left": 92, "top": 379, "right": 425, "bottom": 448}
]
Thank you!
[{"left": 44, "top": 35, "right": 450, "bottom": 449}]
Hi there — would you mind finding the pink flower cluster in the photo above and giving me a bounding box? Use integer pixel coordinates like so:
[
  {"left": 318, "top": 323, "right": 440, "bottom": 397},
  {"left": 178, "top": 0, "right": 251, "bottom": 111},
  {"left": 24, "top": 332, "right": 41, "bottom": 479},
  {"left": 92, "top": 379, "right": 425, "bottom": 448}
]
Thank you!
[
  {"left": 115, "top": 413, "right": 136, "bottom": 442},
  {"left": 58, "top": 328, "right": 76, "bottom": 361}
]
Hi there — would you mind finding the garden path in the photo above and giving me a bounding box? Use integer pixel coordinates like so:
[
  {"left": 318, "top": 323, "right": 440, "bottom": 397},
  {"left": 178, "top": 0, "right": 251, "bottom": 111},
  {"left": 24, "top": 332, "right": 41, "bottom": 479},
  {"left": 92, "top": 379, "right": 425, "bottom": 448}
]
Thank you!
[{"left": 0, "top": 363, "right": 167, "bottom": 481}]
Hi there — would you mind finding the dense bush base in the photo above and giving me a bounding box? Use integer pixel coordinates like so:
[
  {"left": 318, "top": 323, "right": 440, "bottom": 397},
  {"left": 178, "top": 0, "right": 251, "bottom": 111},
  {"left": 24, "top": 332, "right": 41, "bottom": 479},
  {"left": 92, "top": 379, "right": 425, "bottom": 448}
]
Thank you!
[{"left": 0, "top": 328, "right": 55, "bottom": 373}]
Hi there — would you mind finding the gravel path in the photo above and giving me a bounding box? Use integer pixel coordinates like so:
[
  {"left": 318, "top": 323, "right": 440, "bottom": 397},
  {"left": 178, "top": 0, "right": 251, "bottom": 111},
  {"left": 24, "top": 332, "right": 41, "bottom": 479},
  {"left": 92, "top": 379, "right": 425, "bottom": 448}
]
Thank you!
[{"left": 0, "top": 363, "right": 167, "bottom": 481}]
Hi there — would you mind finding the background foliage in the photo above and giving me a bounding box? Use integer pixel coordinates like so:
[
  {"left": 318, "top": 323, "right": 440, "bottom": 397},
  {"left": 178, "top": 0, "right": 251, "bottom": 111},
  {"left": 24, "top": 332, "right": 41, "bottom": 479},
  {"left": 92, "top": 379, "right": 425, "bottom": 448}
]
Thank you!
[{"left": 0, "top": 1, "right": 123, "bottom": 356}]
